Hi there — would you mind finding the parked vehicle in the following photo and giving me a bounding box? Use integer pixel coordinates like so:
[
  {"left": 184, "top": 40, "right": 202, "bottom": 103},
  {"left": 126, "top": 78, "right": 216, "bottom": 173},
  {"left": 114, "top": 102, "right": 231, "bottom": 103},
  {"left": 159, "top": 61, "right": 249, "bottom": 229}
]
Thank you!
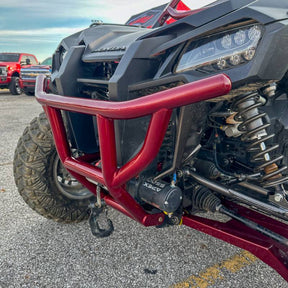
[
  {"left": 20, "top": 57, "right": 52, "bottom": 96},
  {"left": 0, "top": 53, "right": 38, "bottom": 95},
  {"left": 13, "top": 0, "right": 288, "bottom": 281}
]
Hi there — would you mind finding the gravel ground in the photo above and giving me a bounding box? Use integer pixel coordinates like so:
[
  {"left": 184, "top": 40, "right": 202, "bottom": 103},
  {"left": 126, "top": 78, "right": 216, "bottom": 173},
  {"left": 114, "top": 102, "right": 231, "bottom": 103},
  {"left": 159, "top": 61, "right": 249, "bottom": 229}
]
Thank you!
[{"left": 0, "top": 91, "right": 287, "bottom": 288}]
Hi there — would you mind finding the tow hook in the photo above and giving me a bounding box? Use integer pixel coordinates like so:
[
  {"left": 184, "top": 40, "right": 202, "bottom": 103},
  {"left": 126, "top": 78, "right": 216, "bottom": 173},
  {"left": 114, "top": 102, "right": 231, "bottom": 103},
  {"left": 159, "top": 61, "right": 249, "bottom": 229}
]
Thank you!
[
  {"left": 89, "top": 204, "right": 114, "bottom": 238},
  {"left": 88, "top": 186, "right": 114, "bottom": 238}
]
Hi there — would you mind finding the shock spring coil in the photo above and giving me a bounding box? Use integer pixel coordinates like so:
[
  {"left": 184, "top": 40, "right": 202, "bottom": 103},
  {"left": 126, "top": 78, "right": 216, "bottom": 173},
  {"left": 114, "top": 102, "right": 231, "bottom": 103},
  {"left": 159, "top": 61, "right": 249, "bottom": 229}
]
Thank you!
[{"left": 232, "top": 92, "right": 288, "bottom": 188}]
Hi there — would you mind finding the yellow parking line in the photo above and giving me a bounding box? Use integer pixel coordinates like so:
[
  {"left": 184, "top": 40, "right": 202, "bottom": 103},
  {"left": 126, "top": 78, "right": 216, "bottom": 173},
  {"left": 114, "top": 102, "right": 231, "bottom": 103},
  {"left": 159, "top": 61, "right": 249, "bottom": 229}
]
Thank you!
[{"left": 170, "top": 250, "right": 258, "bottom": 288}]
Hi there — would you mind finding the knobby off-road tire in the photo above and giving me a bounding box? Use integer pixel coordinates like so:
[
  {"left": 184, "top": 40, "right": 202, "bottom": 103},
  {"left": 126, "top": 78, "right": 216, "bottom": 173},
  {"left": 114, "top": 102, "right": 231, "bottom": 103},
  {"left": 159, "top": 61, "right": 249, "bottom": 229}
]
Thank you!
[
  {"left": 13, "top": 112, "right": 93, "bottom": 222},
  {"left": 9, "top": 77, "right": 22, "bottom": 95}
]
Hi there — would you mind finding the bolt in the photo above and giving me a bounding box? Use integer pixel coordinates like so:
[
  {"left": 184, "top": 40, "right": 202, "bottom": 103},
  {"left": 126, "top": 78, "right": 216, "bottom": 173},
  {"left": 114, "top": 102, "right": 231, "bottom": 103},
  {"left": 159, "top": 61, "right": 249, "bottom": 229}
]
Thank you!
[
  {"left": 177, "top": 170, "right": 183, "bottom": 178},
  {"left": 158, "top": 217, "right": 163, "bottom": 223},
  {"left": 170, "top": 216, "right": 180, "bottom": 225},
  {"left": 274, "top": 193, "right": 284, "bottom": 202}
]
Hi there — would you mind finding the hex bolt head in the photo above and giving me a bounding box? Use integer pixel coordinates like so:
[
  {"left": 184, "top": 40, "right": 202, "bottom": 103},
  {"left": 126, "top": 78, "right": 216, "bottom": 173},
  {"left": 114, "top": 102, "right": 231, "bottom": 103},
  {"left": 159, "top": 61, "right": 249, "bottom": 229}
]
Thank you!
[{"left": 274, "top": 193, "right": 284, "bottom": 202}]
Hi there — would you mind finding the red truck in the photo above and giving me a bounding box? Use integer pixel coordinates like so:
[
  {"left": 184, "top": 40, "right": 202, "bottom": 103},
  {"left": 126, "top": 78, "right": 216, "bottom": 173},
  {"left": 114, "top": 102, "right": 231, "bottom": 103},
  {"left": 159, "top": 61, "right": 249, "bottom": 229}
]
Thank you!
[
  {"left": 20, "top": 57, "right": 52, "bottom": 96},
  {"left": 0, "top": 53, "right": 38, "bottom": 95}
]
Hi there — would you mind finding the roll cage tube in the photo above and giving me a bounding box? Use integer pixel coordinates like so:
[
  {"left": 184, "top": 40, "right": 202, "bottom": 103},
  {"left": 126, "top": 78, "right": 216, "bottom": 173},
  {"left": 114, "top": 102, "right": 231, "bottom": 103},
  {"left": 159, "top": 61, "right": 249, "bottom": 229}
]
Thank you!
[{"left": 154, "top": 0, "right": 204, "bottom": 27}]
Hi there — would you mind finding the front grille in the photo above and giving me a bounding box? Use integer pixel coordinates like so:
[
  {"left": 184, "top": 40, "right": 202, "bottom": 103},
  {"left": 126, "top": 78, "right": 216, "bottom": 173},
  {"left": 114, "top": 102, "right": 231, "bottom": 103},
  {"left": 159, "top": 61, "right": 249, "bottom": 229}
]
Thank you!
[
  {"left": 129, "top": 81, "right": 184, "bottom": 99},
  {"left": 21, "top": 70, "right": 50, "bottom": 79},
  {"left": 85, "top": 61, "right": 118, "bottom": 80},
  {"left": 77, "top": 61, "right": 119, "bottom": 100}
]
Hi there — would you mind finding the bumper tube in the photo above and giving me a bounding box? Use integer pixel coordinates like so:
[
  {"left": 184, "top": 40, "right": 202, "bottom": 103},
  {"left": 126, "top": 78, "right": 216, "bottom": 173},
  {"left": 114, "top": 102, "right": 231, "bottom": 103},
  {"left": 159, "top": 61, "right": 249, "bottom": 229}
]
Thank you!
[
  {"left": 34, "top": 74, "right": 288, "bottom": 281},
  {"left": 35, "top": 73, "right": 231, "bottom": 226}
]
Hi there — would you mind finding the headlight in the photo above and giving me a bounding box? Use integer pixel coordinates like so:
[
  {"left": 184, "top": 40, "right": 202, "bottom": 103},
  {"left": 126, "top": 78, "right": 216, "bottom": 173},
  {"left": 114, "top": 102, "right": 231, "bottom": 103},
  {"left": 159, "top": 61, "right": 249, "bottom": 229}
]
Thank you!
[
  {"left": 0, "top": 67, "right": 8, "bottom": 76},
  {"left": 176, "top": 24, "right": 263, "bottom": 73}
]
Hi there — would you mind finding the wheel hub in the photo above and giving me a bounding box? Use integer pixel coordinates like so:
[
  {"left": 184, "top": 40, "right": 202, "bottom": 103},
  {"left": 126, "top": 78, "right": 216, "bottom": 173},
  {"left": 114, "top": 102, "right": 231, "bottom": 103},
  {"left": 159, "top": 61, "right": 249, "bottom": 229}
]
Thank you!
[{"left": 53, "top": 154, "right": 93, "bottom": 200}]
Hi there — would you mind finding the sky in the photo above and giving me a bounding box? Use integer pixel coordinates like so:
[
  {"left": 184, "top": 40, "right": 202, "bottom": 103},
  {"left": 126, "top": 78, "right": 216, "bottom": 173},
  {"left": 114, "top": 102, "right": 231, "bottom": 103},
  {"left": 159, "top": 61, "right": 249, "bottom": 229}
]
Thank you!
[{"left": 0, "top": 0, "right": 214, "bottom": 62}]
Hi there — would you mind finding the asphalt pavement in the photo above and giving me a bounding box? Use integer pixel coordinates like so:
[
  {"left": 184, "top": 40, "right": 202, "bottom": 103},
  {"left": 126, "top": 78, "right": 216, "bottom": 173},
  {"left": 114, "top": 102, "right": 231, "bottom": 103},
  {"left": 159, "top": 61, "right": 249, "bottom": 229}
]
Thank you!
[{"left": 0, "top": 90, "right": 287, "bottom": 288}]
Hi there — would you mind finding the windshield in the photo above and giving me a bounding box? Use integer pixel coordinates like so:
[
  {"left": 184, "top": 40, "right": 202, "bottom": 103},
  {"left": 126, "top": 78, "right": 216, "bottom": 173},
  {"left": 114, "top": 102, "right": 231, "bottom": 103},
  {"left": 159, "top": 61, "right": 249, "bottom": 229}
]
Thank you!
[
  {"left": 0, "top": 53, "right": 20, "bottom": 62},
  {"left": 41, "top": 57, "right": 52, "bottom": 66}
]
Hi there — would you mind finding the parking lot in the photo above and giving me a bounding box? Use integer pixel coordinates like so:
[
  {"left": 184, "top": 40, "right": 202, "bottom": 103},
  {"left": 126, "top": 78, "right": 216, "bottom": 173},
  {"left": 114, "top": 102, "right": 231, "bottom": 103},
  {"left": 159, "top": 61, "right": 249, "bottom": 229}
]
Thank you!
[{"left": 0, "top": 90, "right": 287, "bottom": 288}]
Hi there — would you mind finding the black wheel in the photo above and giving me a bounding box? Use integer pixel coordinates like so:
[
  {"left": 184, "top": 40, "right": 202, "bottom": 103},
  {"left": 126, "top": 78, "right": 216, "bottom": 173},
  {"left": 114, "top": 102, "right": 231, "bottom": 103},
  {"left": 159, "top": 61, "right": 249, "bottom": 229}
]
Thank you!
[
  {"left": 24, "top": 91, "right": 35, "bottom": 96},
  {"left": 9, "top": 77, "right": 22, "bottom": 95},
  {"left": 13, "top": 112, "right": 93, "bottom": 222}
]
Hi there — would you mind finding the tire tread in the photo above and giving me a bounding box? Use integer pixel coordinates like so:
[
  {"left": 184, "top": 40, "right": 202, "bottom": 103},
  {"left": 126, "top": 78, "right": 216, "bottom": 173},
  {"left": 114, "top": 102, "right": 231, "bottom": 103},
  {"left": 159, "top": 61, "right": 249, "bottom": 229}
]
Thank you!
[{"left": 13, "top": 112, "right": 90, "bottom": 223}]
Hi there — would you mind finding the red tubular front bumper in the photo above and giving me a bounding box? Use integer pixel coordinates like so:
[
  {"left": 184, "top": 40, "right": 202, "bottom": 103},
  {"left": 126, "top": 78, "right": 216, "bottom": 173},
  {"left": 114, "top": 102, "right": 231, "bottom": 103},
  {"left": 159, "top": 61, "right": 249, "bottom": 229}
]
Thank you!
[
  {"left": 35, "top": 74, "right": 231, "bottom": 226},
  {"left": 35, "top": 74, "right": 288, "bottom": 281}
]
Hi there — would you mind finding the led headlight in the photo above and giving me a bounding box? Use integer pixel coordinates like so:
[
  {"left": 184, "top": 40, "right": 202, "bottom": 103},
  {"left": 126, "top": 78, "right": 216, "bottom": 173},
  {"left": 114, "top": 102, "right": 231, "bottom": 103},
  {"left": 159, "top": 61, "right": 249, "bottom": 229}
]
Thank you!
[
  {"left": 176, "top": 24, "right": 263, "bottom": 73},
  {"left": 221, "top": 34, "right": 233, "bottom": 49},
  {"left": 234, "top": 29, "right": 246, "bottom": 46}
]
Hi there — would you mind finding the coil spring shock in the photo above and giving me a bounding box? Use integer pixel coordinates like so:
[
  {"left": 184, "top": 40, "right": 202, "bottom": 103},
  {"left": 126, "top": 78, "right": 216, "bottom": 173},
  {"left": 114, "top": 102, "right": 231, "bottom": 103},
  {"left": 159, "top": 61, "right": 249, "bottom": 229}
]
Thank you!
[{"left": 232, "top": 92, "right": 288, "bottom": 188}]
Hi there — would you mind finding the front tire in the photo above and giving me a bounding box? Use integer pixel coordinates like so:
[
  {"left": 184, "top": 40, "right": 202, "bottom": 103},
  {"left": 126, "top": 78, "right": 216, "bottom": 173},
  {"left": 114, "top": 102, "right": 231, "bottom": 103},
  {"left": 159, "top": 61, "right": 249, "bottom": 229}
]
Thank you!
[
  {"left": 9, "top": 77, "right": 22, "bottom": 95},
  {"left": 13, "top": 112, "right": 93, "bottom": 222}
]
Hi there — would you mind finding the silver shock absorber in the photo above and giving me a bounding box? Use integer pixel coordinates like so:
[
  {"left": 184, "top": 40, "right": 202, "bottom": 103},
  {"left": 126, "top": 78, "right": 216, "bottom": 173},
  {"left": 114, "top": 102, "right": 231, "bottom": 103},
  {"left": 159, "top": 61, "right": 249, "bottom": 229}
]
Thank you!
[{"left": 232, "top": 92, "right": 288, "bottom": 188}]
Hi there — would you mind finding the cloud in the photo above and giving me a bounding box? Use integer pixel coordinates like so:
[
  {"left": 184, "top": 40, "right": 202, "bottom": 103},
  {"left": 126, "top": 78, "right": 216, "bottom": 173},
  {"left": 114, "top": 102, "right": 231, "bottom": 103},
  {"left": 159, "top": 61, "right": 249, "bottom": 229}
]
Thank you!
[
  {"left": 0, "top": 0, "right": 216, "bottom": 61},
  {"left": 0, "top": 0, "right": 170, "bottom": 28},
  {"left": 0, "top": 26, "right": 85, "bottom": 61},
  {"left": 0, "top": 0, "right": 168, "bottom": 61},
  {"left": 0, "top": 27, "right": 85, "bottom": 37}
]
